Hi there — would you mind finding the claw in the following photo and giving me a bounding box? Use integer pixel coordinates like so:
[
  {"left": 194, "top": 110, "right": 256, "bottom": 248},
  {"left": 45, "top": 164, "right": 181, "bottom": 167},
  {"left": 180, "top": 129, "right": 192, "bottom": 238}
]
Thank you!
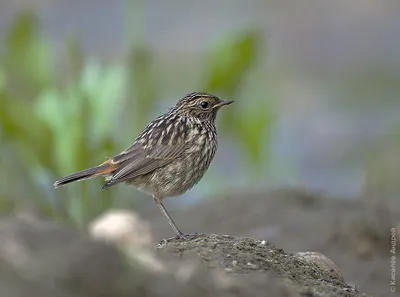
[{"left": 176, "top": 232, "right": 198, "bottom": 240}]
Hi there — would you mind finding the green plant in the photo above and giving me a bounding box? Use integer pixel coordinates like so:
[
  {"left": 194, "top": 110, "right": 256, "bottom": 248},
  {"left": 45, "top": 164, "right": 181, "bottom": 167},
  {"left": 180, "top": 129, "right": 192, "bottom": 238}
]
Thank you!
[{"left": 201, "top": 30, "right": 275, "bottom": 169}]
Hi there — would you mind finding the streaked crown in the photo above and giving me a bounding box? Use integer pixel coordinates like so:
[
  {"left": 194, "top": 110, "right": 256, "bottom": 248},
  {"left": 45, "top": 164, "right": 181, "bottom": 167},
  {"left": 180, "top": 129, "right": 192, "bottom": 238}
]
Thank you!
[{"left": 174, "top": 92, "right": 233, "bottom": 121}]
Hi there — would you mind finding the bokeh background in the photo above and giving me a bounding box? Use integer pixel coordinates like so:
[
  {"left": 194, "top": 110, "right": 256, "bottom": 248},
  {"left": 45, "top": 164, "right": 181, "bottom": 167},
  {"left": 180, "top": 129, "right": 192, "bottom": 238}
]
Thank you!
[{"left": 0, "top": 1, "right": 399, "bottom": 296}]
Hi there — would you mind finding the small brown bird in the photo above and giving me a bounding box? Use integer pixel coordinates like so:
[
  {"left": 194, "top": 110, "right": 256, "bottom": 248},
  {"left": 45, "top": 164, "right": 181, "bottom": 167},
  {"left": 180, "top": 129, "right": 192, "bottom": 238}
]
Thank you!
[{"left": 54, "top": 92, "right": 233, "bottom": 239}]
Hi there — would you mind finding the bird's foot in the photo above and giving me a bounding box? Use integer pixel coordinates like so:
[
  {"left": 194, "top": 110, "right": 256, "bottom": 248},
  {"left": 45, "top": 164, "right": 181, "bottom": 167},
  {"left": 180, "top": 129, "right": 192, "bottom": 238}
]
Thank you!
[
  {"left": 161, "top": 232, "right": 200, "bottom": 242},
  {"left": 176, "top": 232, "right": 199, "bottom": 241}
]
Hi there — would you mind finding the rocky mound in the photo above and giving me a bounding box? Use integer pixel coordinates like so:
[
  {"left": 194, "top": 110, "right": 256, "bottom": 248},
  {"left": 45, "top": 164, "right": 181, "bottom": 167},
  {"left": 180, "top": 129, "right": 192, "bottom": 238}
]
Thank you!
[{"left": 0, "top": 213, "right": 373, "bottom": 297}]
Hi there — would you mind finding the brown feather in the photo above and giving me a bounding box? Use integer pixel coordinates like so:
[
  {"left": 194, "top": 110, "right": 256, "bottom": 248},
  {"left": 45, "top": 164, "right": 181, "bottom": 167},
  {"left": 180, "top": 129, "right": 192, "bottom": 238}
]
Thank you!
[
  {"left": 53, "top": 162, "right": 116, "bottom": 188},
  {"left": 101, "top": 142, "right": 187, "bottom": 189}
]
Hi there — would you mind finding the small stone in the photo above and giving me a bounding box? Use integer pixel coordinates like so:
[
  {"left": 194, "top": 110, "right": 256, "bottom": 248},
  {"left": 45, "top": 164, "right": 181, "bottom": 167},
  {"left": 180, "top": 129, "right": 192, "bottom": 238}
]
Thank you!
[
  {"left": 294, "top": 251, "right": 344, "bottom": 282},
  {"left": 89, "top": 209, "right": 153, "bottom": 248}
]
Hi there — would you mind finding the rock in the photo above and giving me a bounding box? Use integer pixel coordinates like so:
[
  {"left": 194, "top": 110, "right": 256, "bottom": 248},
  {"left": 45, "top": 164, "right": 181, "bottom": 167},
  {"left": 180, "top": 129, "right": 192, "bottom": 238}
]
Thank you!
[
  {"left": 156, "top": 234, "right": 371, "bottom": 297},
  {"left": 0, "top": 215, "right": 300, "bottom": 297},
  {"left": 0, "top": 216, "right": 124, "bottom": 297},
  {"left": 0, "top": 215, "right": 373, "bottom": 297},
  {"left": 140, "top": 187, "right": 396, "bottom": 296},
  {"left": 293, "top": 252, "right": 344, "bottom": 282},
  {"left": 89, "top": 209, "right": 153, "bottom": 248},
  {"left": 89, "top": 209, "right": 165, "bottom": 273}
]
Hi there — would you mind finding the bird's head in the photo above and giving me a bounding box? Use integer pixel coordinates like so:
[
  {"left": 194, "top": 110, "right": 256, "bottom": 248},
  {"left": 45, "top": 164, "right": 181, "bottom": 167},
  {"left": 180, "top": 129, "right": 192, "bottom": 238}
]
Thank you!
[{"left": 175, "top": 92, "right": 233, "bottom": 122}]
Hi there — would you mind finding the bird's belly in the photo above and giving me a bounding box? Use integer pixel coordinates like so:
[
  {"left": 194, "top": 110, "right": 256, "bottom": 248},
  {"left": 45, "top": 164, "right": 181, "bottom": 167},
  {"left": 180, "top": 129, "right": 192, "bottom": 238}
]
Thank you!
[{"left": 128, "top": 152, "right": 211, "bottom": 198}]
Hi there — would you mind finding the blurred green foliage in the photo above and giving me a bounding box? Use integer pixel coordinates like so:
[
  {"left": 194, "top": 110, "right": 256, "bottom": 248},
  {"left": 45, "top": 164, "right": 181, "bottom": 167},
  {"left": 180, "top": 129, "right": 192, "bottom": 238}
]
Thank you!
[
  {"left": 202, "top": 31, "right": 275, "bottom": 165},
  {"left": 0, "top": 11, "right": 274, "bottom": 226}
]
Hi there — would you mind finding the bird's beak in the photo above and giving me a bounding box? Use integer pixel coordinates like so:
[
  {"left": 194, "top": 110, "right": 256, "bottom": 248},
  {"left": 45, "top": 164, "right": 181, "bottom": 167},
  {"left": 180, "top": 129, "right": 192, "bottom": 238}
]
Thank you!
[{"left": 214, "top": 100, "right": 234, "bottom": 108}]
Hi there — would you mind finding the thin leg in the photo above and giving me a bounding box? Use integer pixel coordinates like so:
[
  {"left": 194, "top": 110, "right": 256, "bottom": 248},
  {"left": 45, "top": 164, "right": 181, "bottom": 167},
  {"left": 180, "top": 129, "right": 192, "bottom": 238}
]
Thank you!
[{"left": 153, "top": 196, "right": 197, "bottom": 240}]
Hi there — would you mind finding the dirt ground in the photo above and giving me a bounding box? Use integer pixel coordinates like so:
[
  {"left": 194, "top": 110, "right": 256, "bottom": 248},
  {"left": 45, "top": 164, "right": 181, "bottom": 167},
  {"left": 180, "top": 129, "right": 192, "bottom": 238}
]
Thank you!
[
  {"left": 157, "top": 233, "right": 363, "bottom": 296},
  {"left": 0, "top": 187, "right": 396, "bottom": 296},
  {"left": 0, "top": 212, "right": 369, "bottom": 297},
  {"left": 136, "top": 187, "right": 399, "bottom": 297}
]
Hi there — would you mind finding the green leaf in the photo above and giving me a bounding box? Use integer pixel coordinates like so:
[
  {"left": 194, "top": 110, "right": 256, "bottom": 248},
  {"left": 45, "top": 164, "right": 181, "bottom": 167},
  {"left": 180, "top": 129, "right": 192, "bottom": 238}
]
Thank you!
[
  {"left": 236, "top": 103, "right": 275, "bottom": 165},
  {"left": 35, "top": 86, "right": 86, "bottom": 173},
  {"left": 0, "top": 92, "right": 53, "bottom": 168},
  {"left": 3, "top": 11, "right": 53, "bottom": 93},
  {"left": 80, "top": 59, "right": 127, "bottom": 143},
  {"left": 202, "top": 30, "right": 261, "bottom": 95}
]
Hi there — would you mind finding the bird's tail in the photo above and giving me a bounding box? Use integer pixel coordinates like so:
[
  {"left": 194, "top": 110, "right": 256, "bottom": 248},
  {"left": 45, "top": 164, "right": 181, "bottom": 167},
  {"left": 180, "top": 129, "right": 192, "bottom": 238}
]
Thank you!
[{"left": 53, "top": 162, "right": 116, "bottom": 188}]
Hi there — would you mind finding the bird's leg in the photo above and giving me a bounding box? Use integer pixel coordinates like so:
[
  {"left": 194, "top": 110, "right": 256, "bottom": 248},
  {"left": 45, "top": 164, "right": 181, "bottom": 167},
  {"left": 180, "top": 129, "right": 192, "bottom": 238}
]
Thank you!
[{"left": 153, "top": 196, "right": 197, "bottom": 240}]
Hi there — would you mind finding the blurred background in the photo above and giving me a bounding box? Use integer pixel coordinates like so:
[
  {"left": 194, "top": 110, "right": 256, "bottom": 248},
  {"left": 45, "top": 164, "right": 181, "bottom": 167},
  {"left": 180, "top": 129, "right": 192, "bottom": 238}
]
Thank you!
[{"left": 0, "top": 1, "right": 399, "bottom": 295}]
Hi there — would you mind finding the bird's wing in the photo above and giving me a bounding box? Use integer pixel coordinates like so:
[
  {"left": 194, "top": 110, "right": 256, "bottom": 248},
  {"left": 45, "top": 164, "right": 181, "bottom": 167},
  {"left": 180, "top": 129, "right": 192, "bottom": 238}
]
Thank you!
[
  {"left": 101, "top": 111, "right": 190, "bottom": 189},
  {"left": 101, "top": 141, "right": 187, "bottom": 189},
  {"left": 114, "top": 142, "right": 186, "bottom": 179}
]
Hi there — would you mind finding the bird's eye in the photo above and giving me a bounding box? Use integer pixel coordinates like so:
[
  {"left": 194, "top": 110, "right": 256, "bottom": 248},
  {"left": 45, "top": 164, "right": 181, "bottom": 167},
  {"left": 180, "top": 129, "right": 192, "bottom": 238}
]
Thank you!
[{"left": 199, "top": 101, "right": 209, "bottom": 109}]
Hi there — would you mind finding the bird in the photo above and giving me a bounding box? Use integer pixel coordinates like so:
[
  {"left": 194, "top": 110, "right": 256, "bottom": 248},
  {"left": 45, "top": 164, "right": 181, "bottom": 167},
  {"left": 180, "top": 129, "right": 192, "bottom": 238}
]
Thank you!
[{"left": 53, "top": 92, "right": 233, "bottom": 239}]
